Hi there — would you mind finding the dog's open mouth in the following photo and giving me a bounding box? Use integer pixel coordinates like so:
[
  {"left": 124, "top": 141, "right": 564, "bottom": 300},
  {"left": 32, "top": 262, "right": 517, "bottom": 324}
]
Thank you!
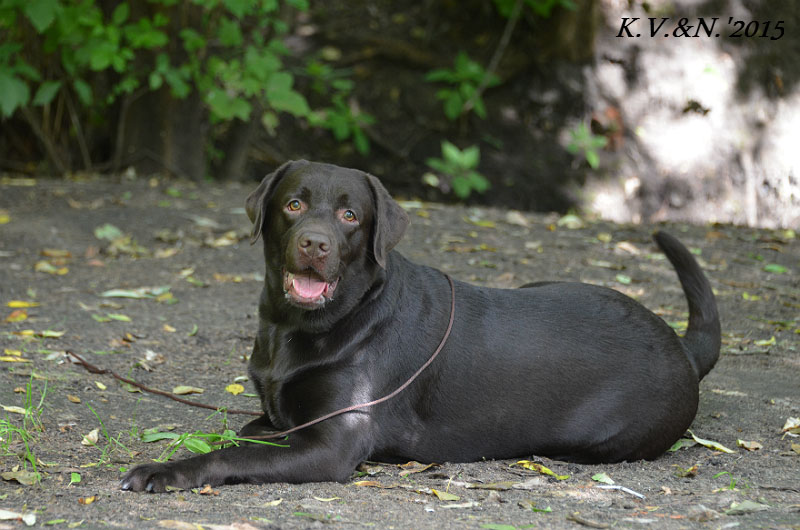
[{"left": 283, "top": 270, "right": 339, "bottom": 308}]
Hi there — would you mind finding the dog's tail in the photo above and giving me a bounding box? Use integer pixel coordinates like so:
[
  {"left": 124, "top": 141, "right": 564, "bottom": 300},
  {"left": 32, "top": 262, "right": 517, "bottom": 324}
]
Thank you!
[{"left": 654, "top": 231, "right": 721, "bottom": 381}]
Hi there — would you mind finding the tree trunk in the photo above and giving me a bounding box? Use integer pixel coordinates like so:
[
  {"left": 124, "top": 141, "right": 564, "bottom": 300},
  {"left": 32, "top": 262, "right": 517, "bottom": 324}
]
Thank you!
[{"left": 120, "top": 87, "right": 208, "bottom": 179}]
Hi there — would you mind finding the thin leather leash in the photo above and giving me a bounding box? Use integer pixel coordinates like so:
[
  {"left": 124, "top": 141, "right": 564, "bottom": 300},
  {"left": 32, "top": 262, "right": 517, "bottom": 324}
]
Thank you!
[
  {"left": 247, "top": 273, "right": 456, "bottom": 440},
  {"left": 66, "top": 273, "right": 456, "bottom": 439}
]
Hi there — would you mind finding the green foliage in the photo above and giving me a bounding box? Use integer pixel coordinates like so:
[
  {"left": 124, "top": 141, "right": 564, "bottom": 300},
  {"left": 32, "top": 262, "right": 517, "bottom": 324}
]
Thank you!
[
  {"left": 493, "top": 0, "right": 576, "bottom": 18},
  {"left": 425, "top": 52, "right": 500, "bottom": 120},
  {"left": 141, "top": 427, "right": 287, "bottom": 462},
  {"left": 713, "top": 471, "right": 750, "bottom": 491},
  {"left": 0, "top": 0, "right": 311, "bottom": 128},
  {"left": 306, "top": 59, "right": 375, "bottom": 154},
  {"left": 86, "top": 403, "right": 134, "bottom": 465},
  {"left": 566, "top": 123, "right": 608, "bottom": 169},
  {"left": 425, "top": 141, "right": 490, "bottom": 199},
  {"left": 0, "top": 374, "right": 47, "bottom": 485}
]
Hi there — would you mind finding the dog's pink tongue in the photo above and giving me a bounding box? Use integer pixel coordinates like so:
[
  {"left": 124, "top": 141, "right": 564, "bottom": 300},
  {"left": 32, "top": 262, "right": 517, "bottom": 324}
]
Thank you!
[{"left": 292, "top": 274, "right": 327, "bottom": 299}]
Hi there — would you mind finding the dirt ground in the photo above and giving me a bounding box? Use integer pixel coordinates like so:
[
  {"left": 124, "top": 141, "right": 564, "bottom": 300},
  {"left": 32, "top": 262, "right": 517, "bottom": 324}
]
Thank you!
[{"left": 0, "top": 175, "right": 798, "bottom": 529}]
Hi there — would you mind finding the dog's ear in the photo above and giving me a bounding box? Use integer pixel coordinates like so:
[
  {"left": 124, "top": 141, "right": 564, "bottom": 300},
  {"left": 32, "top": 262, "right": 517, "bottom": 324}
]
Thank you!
[
  {"left": 366, "top": 173, "right": 409, "bottom": 268},
  {"left": 245, "top": 160, "right": 304, "bottom": 244}
]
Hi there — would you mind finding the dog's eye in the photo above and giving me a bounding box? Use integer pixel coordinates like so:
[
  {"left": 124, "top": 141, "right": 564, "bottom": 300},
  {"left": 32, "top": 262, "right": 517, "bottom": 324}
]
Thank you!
[
  {"left": 342, "top": 210, "right": 357, "bottom": 222},
  {"left": 287, "top": 200, "right": 302, "bottom": 212}
]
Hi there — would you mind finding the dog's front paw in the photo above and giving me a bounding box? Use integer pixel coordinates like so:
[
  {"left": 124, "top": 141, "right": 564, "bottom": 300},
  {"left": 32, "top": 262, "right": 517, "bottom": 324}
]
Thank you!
[{"left": 121, "top": 462, "right": 198, "bottom": 493}]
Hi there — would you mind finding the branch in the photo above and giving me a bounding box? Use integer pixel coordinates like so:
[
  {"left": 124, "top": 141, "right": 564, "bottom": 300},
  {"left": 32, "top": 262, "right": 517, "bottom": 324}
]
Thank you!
[
  {"left": 66, "top": 351, "right": 261, "bottom": 416},
  {"left": 461, "top": 0, "right": 524, "bottom": 115},
  {"left": 64, "top": 91, "right": 92, "bottom": 171},
  {"left": 20, "top": 106, "right": 67, "bottom": 174},
  {"left": 111, "top": 87, "right": 147, "bottom": 173}
]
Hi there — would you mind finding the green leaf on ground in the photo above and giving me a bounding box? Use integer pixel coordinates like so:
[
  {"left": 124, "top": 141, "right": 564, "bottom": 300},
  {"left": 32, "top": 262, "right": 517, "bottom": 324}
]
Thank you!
[
  {"left": 99, "top": 286, "right": 171, "bottom": 299},
  {"left": 763, "top": 263, "right": 788, "bottom": 274},
  {"left": 431, "top": 489, "right": 460, "bottom": 501},
  {"left": 94, "top": 223, "right": 124, "bottom": 241},
  {"left": 591, "top": 472, "right": 614, "bottom": 485},
  {"left": 689, "top": 430, "right": 735, "bottom": 454},
  {"left": 668, "top": 438, "right": 697, "bottom": 452},
  {"left": 725, "top": 500, "right": 769, "bottom": 515},
  {"left": 172, "top": 385, "right": 204, "bottom": 395}
]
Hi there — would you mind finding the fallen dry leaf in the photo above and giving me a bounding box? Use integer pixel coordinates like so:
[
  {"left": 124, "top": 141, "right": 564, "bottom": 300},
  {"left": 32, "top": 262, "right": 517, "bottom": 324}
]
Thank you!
[
  {"left": 7, "top": 300, "right": 39, "bottom": 308},
  {"left": 514, "top": 460, "right": 569, "bottom": 480},
  {"left": 737, "top": 439, "right": 763, "bottom": 451},
  {"left": 725, "top": 500, "right": 769, "bottom": 515},
  {"left": 353, "top": 480, "right": 396, "bottom": 489},
  {"left": 781, "top": 417, "right": 800, "bottom": 434},
  {"left": 355, "top": 462, "right": 383, "bottom": 475},
  {"left": 205, "top": 230, "right": 239, "bottom": 247},
  {"left": 13, "top": 331, "right": 56, "bottom": 343},
  {"left": 38, "top": 329, "right": 65, "bottom": 338},
  {"left": 5, "top": 309, "right": 28, "bottom": 322},
  {"left": 99, "top": 285, "right": 170, "bottom": 299},
  {"left": 196, "top": 484, "right": 219, "bottom": 496},
  {"left": 0, "top": 508, "right": 36, "bottom": 525},
  {"left": 154, "top": 248, "right": 181, "bottom": 259},
  {"left": 711, "top": 389, "right": 748, "bottom": 397},
  {"left": 81, "top": 429, "right": 99, "bottom": 446},
  {"left": 157, "top": 520, "right": 202, "bottom": 530},
  {"left": 615, "top": 241, "right": 641, "bottom": 255},
  {"left": 172, "top": 385, "right": 204, "bottom": 395},
  {"left": 398, "top": 461, "right": 438, "bottom": 476},
  {"left": 214, "top": 273, "right": 244, "bottom": 283},
  {"left": 34, "top": 260, "right": 69, "bottom": 275},
  {"left": 567, "top": 512, "right": 609, "bottom": 528},
  {"left": 0, "top": 355, "right": 32, "bottom": 363},
  {"left": 1, "top": 469, "right": 39, "bottom": 486},
  {"left": 464, "top": 481, "right": 516, "bottom": 491},
  {"left": 41, "top": 249, "right": 71, "bottom": 259},
  {"left": 225, "top": 383, "right": 245, "bottom": 396},
  {"left": 504, "top": 210, "right": 529, "bottom": 227},
  {"left": 556, "top": 213, "right": 584, "bottom": 229},
  {"left": 689, "top": 430, "right": 736, "bottom": 454},
  {"left": 431, "top": 489, "right": 459, "bottom": 501},
  {"left": 440, "top": 501, "right": 480, "bottom": 510}
]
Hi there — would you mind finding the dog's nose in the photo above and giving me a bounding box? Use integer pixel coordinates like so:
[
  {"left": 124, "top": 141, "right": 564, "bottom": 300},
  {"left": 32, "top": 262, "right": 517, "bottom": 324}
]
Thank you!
[{"left": 298, "top": 232, "right": 331, "bottom": 257}]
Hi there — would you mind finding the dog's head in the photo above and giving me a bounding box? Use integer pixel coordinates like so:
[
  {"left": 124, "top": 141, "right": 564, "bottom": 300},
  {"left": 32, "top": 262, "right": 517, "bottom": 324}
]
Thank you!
[{"left": 246, "top": 160, "right": 408, "bottom": 318}]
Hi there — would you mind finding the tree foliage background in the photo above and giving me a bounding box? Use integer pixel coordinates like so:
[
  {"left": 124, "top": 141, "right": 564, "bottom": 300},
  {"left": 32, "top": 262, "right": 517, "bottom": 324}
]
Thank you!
[{"left": 1, "top": 0, "right": 798, "bottom": 228}]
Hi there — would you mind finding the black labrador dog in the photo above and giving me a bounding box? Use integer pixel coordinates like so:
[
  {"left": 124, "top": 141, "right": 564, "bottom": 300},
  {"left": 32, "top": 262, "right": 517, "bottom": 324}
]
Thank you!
[{"left": 122, "top": 160, "right": 720, "bottom": 492}]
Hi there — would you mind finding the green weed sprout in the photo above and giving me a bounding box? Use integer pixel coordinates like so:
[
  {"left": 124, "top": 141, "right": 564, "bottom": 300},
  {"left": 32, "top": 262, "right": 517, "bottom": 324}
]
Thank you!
[
  {"left": 425, "top": 141, "right": 490, "bottom": 199},
  {"left": 566, "top": 123, "right": 608, "bottom": 169},
  {"left": 426, "top": 52, "right": 500, "bottom": 121}
]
